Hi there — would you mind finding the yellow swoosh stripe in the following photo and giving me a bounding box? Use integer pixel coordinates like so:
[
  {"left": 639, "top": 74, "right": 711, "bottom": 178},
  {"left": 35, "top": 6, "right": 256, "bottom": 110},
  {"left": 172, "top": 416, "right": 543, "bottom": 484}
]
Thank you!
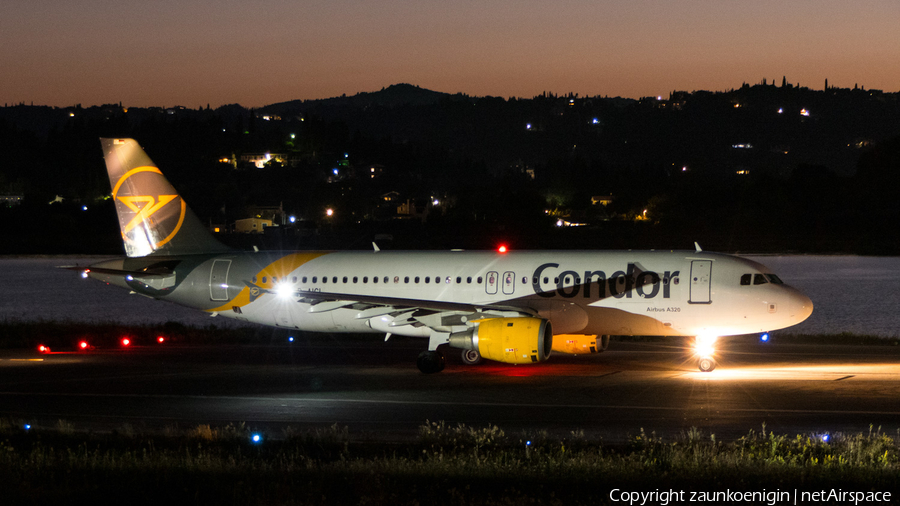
[{"left": 207, "top": 252, "right": 331, "bottom": 312}]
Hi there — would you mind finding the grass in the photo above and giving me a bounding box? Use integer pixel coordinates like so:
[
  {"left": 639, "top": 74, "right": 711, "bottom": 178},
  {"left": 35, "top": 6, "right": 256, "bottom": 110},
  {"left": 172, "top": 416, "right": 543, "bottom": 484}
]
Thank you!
[{"left": 1, "top": 419, "right": 898, "bottom": 505}]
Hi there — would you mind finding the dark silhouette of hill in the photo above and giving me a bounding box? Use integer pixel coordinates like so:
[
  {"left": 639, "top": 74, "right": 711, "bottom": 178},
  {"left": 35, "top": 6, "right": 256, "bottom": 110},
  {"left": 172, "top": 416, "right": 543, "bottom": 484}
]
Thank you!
[
  {"left": 2, "top": 80, "right": 900, "bottom": 254},
  {"left": 262, "top": 83, "right": 467, "bottom": 115}
]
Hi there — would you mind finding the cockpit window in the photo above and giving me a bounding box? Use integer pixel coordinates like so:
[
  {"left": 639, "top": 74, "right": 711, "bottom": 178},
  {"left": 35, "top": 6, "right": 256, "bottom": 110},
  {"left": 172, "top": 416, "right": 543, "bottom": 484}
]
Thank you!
[
  {"left": 740, "top": 274, "right": 752, "bottom": 285},
  {"left": 766, "top": 274, "right": 784, "bottom": 284},
  {"left": 753, "top": 274, "right": 768, "bottom": 285}
]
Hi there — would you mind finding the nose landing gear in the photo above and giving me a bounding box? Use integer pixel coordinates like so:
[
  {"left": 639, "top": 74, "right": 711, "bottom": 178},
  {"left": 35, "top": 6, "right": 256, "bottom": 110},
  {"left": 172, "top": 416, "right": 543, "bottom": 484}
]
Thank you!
[
  {"left": 697, "top": 355, "right": 717, "bottom": 372},
  {"left": 693, "top": 335, "right": 718, "bottom": 373}
]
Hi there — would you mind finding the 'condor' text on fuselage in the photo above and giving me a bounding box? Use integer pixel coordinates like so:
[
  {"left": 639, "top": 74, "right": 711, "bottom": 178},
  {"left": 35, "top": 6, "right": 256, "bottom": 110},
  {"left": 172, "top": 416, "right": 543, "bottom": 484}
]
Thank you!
[{"left": 531, "top": 263, "right": 681, "bottom": 300}]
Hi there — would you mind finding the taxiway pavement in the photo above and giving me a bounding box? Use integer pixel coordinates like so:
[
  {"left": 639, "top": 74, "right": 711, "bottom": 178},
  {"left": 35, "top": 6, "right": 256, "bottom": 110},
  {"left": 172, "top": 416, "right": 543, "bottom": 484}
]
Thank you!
[{"left": 3, "top": 337, "right": 900, "bottom": 442}]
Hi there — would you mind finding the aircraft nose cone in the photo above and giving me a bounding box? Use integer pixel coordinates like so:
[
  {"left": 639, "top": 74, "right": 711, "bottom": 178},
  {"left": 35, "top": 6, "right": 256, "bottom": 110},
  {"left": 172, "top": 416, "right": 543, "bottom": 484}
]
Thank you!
[{"left": 788, "top": 287, "right": 814, "bottom": 323}]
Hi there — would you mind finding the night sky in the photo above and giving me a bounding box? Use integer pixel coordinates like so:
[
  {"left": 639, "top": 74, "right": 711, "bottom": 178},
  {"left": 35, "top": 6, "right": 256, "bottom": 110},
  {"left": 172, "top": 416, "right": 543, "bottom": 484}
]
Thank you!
[{"left": 2, "top": 0, "right": 898, "bottom": 107}]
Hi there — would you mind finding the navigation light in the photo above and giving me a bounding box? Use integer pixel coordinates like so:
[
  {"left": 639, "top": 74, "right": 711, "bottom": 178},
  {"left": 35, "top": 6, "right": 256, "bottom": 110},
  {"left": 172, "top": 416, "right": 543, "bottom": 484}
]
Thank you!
[
  {"left": 157, "top": 336, "right": 166, "bottom": 343},
  {"left": 121, "top": 338, "right": 131, "bottom": 347}
]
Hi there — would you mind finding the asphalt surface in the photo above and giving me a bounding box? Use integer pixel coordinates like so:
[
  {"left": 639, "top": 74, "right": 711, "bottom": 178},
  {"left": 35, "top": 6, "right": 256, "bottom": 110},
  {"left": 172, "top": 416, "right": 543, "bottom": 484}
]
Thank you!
[{"left": 3, "top": 336, "right": 900, "bottom": 443}]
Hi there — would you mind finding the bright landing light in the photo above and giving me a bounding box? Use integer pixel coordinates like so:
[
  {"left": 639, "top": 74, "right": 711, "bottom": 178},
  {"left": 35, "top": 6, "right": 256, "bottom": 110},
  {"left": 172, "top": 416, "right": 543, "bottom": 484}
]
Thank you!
[
  {"left": 274, "top": 283, "right": 295, "bottom": 298},
  {"left": 693, "top": 335, "right": 717, "bottom": 357}
]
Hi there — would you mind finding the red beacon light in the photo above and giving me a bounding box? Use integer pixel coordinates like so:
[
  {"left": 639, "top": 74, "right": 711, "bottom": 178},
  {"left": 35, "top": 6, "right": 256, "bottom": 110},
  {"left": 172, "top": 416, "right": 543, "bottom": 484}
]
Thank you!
[
  {"left": 38, "top": 344, "right": 51, "bottom": 354},
  {"left": 121, "top": 338, "right": 131, "bottom": 347},
  {"left": 79, "top": 341, "right": 89, "bottom": 350},
  {"left": 157, "top": 336, "right": 166, "bottom": 344},
  {"left": 498, "top": 245, "right": 508, "bottom": 253}
]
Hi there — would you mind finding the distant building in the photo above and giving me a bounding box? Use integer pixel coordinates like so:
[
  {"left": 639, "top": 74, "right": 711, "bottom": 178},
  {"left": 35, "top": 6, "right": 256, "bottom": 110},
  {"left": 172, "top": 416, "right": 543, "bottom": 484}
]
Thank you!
[
  {"left": 0, "top": 194, "right": 23, "bottom": 207},
  {"left": 234, "top": 218, "right": 273, "bottom": 234},
  {"left": 239, "top": 153, "right": 289, "bottom": 169},
  {"left": 591, "top": 195, "right": 615, "bottom": 206}
]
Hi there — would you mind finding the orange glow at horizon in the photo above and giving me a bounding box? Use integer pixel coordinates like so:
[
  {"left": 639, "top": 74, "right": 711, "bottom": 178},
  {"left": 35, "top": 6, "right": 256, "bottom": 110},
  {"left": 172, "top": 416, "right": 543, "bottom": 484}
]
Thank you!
[{"left": 2, "top": 1, "right": 898, "bottom": 108}]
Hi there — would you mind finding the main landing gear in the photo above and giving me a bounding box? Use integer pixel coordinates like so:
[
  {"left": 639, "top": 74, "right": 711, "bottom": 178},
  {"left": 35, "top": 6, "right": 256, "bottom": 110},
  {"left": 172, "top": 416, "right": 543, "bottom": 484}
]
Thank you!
[
  {"left": 460, "top": 349, "right": 483, "bottom": 365},
  {"left": 417, "top": 350, "right": 445, "bottom": 374}
]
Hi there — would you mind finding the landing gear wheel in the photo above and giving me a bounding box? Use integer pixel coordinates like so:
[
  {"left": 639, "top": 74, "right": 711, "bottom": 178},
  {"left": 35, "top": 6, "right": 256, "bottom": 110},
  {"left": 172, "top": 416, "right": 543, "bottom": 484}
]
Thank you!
[
  {"left": 461, "top": 349, "right": 483, "bottom": 365},
  {"left": 598, "top": 335, "right": 611, "bottom": 352},
  {"left": 417, "top": 350, "right": 446, "bottom": 374},
  {"left": 698, "top": 356, "right": 717, "bottom": 373}
]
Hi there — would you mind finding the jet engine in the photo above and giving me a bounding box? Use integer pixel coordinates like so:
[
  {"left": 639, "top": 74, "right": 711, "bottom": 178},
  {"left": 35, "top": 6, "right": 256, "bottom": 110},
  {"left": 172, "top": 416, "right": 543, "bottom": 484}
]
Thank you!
[
  {"left": 448, "top": 317, "right": 552, "bottom": 364},
  {"left": 551, "top": 334, "right": 611, "bottom": 354},
  {"left": 552, "top": 334, "right": 601, "bottom": 354}
]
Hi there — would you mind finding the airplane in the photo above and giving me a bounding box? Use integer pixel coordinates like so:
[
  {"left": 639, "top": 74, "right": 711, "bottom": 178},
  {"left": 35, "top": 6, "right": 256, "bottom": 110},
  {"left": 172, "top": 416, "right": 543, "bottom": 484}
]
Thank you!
[{"left": 80, "top": 138, "right": 813, "bottom": 373}]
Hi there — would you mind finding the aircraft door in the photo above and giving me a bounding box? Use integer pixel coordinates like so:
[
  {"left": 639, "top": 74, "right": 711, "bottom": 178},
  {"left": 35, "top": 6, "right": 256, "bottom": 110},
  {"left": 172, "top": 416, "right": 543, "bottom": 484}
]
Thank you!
[
  {"left": 209, "top": 259, "right": 232, "bottom": 301},
  {"left": 486, "top": 271, "right": 499, "bottom": 295},
  {"left": 689, "top": 260, "right": 712, "bottom": 304},
  {"left": 502, "top": 271, "right": 515, "bottom": 295}
]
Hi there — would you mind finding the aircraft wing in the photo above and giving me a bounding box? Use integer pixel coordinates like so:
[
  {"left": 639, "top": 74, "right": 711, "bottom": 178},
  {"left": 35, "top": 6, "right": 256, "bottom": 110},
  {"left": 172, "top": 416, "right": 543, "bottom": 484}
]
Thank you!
[
  {"left": 244, "top": 282, "right": 536, "bottom": 333},
  {"left": 295, "top": 289, "right": 533, "bottom": 315}
]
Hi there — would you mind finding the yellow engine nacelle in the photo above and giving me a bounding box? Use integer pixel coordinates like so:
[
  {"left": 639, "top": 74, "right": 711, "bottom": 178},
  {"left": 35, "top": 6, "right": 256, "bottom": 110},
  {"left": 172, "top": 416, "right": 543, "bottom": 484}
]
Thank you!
[
  {"left": 448, "top": 317, "right": 552, "bottom": 364},
  {"left": 551, "top": 334, "right": 610, "bottom": 354}
]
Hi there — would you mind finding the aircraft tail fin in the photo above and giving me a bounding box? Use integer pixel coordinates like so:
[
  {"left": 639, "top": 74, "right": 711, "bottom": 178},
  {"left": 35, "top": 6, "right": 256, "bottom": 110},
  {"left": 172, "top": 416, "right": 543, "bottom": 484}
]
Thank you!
[{"left": 100, "top": 138, "right": 231, "bottom": 258}]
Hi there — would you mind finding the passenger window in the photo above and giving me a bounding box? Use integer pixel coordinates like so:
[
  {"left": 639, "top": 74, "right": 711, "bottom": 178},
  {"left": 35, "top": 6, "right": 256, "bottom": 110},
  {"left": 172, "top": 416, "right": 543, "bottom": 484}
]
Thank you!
[
  {"left": 741, "top": 274, "right": 751, "bottom": 286},
  {"left": 425, "top": 277, "right": 430, "bottom": 283},
  {"left": 332, "top": 276, "right": 337, "bottom": 283},
  {"left": 477, "top": 277, "right": 483, "bottom": 284},
  {"left": 753, "top": 274, "right": 768, "bottom": 285},
  {"left": 372, "top": 276, "right": 377, "bottom": 284},
  {"left": 467, "top": 277, "right": 472, "bottom": 283},
  {"left": 262, "top": 276, "right": 268, "bottom": 284},
  {"left": 322, "top": 277, "right": 327, "bottom": 284},
  {"left": 343, "top": 276, "right": 348, "bottom": 283},
  {"left": 415, "top": 276, "right": 420, "bottom": 284}
]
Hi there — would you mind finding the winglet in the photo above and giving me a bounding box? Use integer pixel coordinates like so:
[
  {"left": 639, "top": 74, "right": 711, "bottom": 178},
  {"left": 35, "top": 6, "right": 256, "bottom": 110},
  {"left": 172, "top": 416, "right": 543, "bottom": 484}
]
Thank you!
[
  {"left": 373, "top": 242, "right": 380, "bottom": 252},
  {"left": 694, "top": 242, "right": 703, "bottom": 252}
]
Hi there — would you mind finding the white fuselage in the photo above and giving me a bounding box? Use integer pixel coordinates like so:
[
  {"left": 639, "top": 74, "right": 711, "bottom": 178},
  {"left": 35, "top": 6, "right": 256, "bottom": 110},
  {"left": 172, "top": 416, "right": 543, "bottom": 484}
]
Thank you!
[{"left": 97, "top": 249, "right": 811, "bottom": 340}]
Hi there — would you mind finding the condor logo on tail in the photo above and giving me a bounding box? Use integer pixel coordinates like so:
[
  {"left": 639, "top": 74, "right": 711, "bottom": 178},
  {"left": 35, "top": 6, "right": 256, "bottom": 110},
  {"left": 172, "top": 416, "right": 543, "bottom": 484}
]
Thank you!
[
  {"left": 111, "top": 166, "right": 186, "bottom": 257},
  {"left": 101, "top": 138, "right": 232, "bottom": 258}
]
